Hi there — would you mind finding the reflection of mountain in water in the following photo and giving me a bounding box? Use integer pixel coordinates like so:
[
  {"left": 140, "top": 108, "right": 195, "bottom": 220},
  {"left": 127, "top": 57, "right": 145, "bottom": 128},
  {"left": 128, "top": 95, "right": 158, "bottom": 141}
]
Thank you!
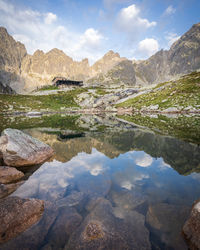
[
  {"left": 93, "top": 129, "right": 200, "bottom": 175},
  {"left": 26, "top": 129, "right": 124, "bottom": 162},
  {"left": 26, "top": 127, "right": 200, "bottom": 175}
]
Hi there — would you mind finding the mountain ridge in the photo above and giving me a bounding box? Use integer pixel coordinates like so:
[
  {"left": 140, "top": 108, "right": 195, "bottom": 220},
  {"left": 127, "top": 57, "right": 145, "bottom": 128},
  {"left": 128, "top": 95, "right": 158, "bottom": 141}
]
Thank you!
[{"left": 0, "top": 23, "right": 200, "bottom": 93}]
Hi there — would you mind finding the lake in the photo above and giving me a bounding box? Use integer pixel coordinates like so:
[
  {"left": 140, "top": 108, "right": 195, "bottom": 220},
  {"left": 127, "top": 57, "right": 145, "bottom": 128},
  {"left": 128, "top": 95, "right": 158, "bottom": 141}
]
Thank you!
[{"left": 1, "top": 113, "right": 200, "bottom": 250}]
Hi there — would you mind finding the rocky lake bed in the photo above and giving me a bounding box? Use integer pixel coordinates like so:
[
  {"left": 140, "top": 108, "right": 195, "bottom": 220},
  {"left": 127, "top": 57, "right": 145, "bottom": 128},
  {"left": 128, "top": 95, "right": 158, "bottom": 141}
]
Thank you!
[{"left": 0, "top": 112, "right": 200, "bottom": 249}]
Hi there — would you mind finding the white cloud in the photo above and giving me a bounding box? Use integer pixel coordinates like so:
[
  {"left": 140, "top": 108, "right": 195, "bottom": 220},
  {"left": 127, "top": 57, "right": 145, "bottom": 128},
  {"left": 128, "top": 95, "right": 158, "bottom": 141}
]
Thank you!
[
  {"left": 0, "top": 0, "right": 106, "bottom": 64},
  {"left": 134, "top": 152, "right": 153, "bottom": 167},
  {"left": 165, "top": 32, "right": 180, "bottom": 47},
  {"left": 138, "top": 38, "right": 159, "bottom": 57},
  {"left": 116, "top": 4, "right": 156, "bottom": 35},
  {"left": 44, "top": 12, "right": 57, "bottom": 25},
  {"left": 164, "top": 5, "right": 176, "bottom": 15},
  {"left": 80, "top": 28, "right": 104, "bottom": 49}
]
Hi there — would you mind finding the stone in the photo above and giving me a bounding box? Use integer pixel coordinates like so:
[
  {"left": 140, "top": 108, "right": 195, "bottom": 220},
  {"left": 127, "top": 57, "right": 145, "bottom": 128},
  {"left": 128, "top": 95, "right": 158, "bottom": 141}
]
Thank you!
[
  {"left": 149, "top": 104, "right": 159, "bottom": 110},
  {"left": 0, "top": 182, "right": 24, "bottom": 199},
  {"left": 146, "top": 202, "right": 190, "bottom": 249},
  {"left": 0, "top": 196, "right": 44, "bottom": 243},
  {"left": 56, "top": 191, "right": 87, "bottom": 211},
  {"left": 0, "top": 166, "right": 24, "bottom": 184},
  {"left": 163, "top": 107, "right": 179, "bottom": 113},
  {"left": 0, "top": 128, "right": 54, "bottom": 167},
  {"left": 66, "top": 198, "right": 151, "bottom": 250},
  {"left": 183, "top": 199, "right": 200, "bottom": 249},
  {"left": 110, "top": 189, "right": 147, "bottom": 211},
  {"left": 1, "top": 201, "right": 57, "bottom": 250},
  {"left": 46, "top": 206, "right": 82, "bottom": 249}
]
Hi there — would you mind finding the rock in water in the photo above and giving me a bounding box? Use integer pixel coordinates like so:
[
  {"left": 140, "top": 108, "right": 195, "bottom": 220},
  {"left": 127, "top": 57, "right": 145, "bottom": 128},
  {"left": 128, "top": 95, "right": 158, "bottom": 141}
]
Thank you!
[
  {"left": 0, "top": 196, "right": 44, "bottom": 243},
  {"left": 66, "top": 198, "right": 151, "bottom": 250},
  {"left": 0, "top": 166, "right": 24, "bottom": 184},
  {"left": 0, "top": 129, "right": 54, "bottom": 167},
  {"left": 183, "top": 200, "right": 200, "bottom": 249}
]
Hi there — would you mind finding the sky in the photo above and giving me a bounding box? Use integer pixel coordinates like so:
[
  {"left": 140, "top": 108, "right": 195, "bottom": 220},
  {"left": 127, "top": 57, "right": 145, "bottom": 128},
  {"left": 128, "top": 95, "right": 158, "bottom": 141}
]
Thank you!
[{"left": 0, "top": 0, "right": 199, "bottom": 64}]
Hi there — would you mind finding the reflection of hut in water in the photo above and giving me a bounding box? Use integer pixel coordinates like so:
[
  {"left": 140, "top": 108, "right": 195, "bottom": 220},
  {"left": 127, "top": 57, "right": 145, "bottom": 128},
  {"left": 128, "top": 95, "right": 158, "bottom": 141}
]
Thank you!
[
  {"left": 57, "top": 132, "right": 85, "bottom": 141},
  {"left": 52, "top": 77, "right": 83, "bottom": 88}
]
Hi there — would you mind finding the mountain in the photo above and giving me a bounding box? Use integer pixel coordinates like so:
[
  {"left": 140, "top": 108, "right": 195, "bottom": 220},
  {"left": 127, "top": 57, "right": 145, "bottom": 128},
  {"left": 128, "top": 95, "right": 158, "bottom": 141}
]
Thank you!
[
  {"left": 0, "top": 27, "right": 27, "bottom": 93},
  {"left": 21, "top": 48, "right": 90, "bottom": 90},
  {"left": 0, "top": 23, "right": 200, "bottom": 93},
  {"left": 134, "top": 23, "right": 200, "bottom": 85}
]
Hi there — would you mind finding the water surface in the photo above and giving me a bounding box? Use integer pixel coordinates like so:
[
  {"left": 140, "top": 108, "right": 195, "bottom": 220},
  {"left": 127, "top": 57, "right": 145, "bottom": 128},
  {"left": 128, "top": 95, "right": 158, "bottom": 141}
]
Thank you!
[{"left": 1, "top": 114, "right": 200, "bottom": 250}]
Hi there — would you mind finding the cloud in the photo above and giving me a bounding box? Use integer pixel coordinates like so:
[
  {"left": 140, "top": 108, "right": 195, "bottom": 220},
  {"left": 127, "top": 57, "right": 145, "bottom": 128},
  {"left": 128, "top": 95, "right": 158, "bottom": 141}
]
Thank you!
[
  {"left": 44, "top": 12, "right": 57, "bottom": 25},
  {"left": 80, "top": 28, "right": 104, "bottom": 49},
  {"left": 134, "top": 152, "right": 153, "bottom": 167},
  {"left": 116, "top": 4, "right": 156, "bottom": 35},
  {"left": 0, "top": 0, "right": 106, "bottom": 64},
  {"left": 165, "top": 32, "right": 180, "bottom": 47},
  {"left": 164, "top": 5, "right": 176, "bottom": 15},
  {"left": 138, "top": 38, "right": 159, "bottom": 58}
]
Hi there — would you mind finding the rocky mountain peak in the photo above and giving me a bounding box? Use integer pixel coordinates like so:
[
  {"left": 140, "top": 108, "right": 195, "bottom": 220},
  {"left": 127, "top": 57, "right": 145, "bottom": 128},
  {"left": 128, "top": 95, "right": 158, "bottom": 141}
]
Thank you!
[
  {"left": 33, "top": 50, "right": 44, "bottom": 57},
  {"left": 103, "top": 50, "right": 120, "bottom": 59}
]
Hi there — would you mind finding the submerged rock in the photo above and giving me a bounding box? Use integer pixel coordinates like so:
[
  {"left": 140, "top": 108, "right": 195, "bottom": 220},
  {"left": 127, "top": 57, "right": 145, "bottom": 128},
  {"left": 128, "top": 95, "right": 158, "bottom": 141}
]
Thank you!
[
  {"left": 0, "top": 196, "right": 44, "bottom": 244},
  {"left": 0, "top": 166, "right": 24, "bottom": 184},
  {"left": 0, "top": 128, "right": 54, "bottom": 167},
  {"left": 56, "top": 191, "right": 87, "bottom": 211},
  {"left": 183, "top": 200, "right": 200, "bottom": 249},
  {"left": 47, "top": 206, "right": 82, "bottom": 249},
  {"left": 110, "top": 189, "right": 147, "bottom": 211},
  {"left": 146, "top": 202, "right": 189, "bottom": 249},
  {"left": 66, "top": 198, "right": 151, "bottom": 250},
  {"left": 1, "top": 201, "right": 57, "bottom": 250}
]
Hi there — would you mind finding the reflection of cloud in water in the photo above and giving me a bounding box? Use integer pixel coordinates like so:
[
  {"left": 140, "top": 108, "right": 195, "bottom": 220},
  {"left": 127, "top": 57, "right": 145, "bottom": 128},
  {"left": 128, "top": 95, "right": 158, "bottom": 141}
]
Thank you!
[
  {"left": 13, "top": 148, "right": 107, "bottom": 199},
  {"left": 127, "top": 151, "right": 153, "bottom": 167},
  {"left": 121, "top": 181, "right": 133, "bottom": 190},
  {"left": 157, "top": 160, "right": 172, "bottom": 170}
]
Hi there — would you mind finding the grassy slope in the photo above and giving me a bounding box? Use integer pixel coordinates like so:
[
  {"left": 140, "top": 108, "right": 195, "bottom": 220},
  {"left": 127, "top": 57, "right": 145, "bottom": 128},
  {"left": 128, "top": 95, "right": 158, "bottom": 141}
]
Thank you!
[
  {"left": 0, "top": 114, "right": 82, "bottom": 133},
  {"left": 116, "top": 72, "right": 200, "bottom": 110},
  {"left": 0, "top": 88, "right": 86, "bottom": 113}
]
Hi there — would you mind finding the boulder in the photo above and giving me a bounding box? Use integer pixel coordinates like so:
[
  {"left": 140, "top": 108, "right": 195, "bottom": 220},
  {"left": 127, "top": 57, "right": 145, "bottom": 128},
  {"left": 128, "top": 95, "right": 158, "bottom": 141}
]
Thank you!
[
  {"left": 66, "top": 198, "right": 151, "bottom": 250},
  {"left": 56, "top": 191, "right": 87, "bottom": 211},
  {"left": 110, "top": 189, "right": 147, "bottom": 211},
  {"left": 0, "top": 166, "right": 24, "bottom": 184},
  {"left": 183, "top": 200, "right": 200, "bottom": 249},
  {"left": 0, "top": 128, "right": 54, "bottom": 167},
  {"left": 0, "top": 201, "right": 57, "bottom": 250},
  {"left": 46, "top": 206, "right": 82, "bottom": 249},
  {"left": 146, "top": 202, "right": 189, "bottom": 249},
  {"left": 0, "top": 196, "right": 44, "bottom": 243}
]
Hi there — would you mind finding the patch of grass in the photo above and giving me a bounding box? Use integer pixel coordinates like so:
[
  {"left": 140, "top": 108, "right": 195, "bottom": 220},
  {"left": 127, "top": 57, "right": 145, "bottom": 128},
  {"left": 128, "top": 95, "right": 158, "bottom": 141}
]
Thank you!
[
  {"left": 116, "top": 71, "right": 200, "bottom": 110},
  {"left": 95, "top": 88, "right": 109, "bottom": 96},
  {"left": 36, "top": 85, "right": 59, "bottom": 91},
  {"left": 0, "top": 114, "right": 85, "bottom": 133},
  {"left": 0, "top": 88, "right": 87, "bottom": 113}
]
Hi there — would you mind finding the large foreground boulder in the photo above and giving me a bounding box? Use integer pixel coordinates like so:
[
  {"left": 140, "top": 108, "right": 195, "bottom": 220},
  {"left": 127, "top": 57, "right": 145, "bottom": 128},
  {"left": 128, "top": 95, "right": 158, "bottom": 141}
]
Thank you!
[
  {"left": 183, "top": 200, "right": 200, "bottom": 249},
  {"left": 0, "top": 196, "right": 44, "bottom": 243},
  {"left": 0, "top": 166, "right": 24, "bottom": 184},
  {"left": 0, "top": 129, "right": 54, "bottom": 167}
]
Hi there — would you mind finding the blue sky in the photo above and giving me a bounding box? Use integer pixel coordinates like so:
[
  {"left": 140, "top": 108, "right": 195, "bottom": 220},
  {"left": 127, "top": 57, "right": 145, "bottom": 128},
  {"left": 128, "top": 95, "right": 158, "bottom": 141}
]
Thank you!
[{"left": 0, "top": 0, "right": 199, "bottom": 64}]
